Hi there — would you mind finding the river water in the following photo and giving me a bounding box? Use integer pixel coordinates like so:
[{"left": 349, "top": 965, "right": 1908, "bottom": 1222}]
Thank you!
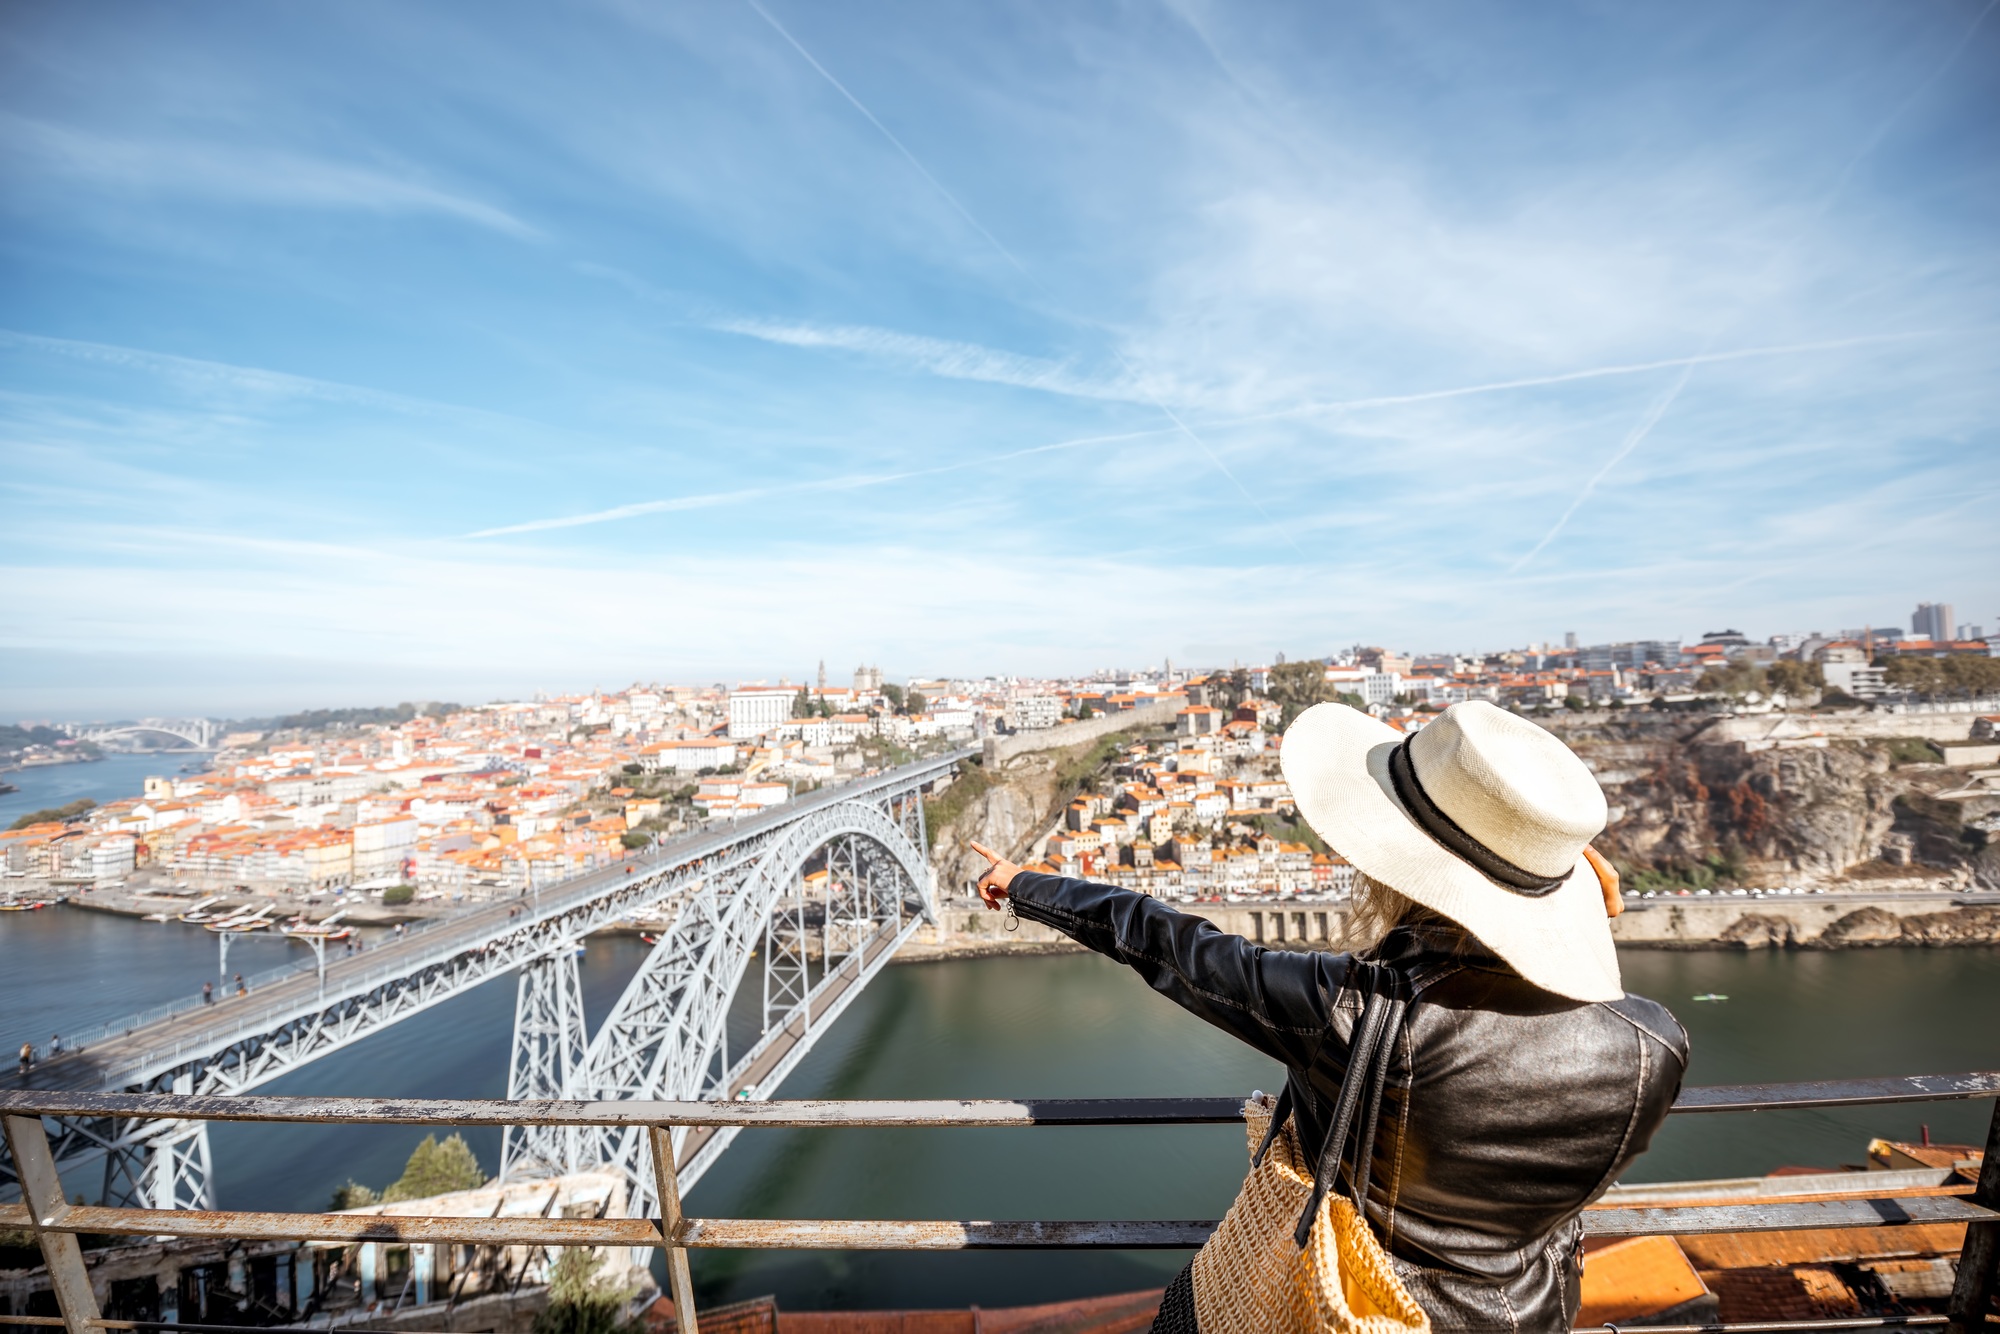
[
  {"left": 2, "top": 899, "right": 1997, "bottom": 1313},
  {"left": 0, "top": 753, "right": 206, "bottom": 829}
]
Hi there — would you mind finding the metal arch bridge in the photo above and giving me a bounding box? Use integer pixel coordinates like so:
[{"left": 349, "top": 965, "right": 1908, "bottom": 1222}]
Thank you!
[
  {"left": 0, "top": 750, "right": 970, "bottom": 1223},
  {"left": 67, "top": 718, "right": 221, "bottom": 749}
]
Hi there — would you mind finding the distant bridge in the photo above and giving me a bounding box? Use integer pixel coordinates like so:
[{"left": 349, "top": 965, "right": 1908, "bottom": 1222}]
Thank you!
[
  {"left": 0, "top": 751, "right": 969, "bottom": 1223},
  {"left": 67, "top": 718, "right": 221, "bottom": 750}
]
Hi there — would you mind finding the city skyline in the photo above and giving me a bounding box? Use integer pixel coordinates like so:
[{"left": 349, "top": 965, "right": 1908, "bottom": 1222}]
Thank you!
[{"left": 4, "top": 1, "right": 1997, "bottom": 718}]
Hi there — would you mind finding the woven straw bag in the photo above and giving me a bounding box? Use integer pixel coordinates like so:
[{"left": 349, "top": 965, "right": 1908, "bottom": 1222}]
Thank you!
[{"left": 1190, "top": 964, "right": 1430, "bottom": 1334}]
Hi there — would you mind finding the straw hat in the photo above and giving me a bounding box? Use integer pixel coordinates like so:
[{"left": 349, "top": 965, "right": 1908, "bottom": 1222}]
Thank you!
[{"left": 1281, "top": 700, "right": 1620, "bottom": 1002}]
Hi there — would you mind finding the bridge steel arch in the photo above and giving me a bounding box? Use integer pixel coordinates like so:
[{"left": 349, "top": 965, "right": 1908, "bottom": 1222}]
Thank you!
[{"left": 2, "top": 754, "right": 962, "bottom": 1216}]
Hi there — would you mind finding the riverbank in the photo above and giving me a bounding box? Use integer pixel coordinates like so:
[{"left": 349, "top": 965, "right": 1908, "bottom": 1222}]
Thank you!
[{"left": 894, "top": 887, "right": 2000, "bottom": 960}]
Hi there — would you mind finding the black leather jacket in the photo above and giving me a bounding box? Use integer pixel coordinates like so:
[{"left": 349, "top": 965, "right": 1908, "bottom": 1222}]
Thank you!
[{"left": 1008, "top": 872, "right": 1689, "bottom": 1334}]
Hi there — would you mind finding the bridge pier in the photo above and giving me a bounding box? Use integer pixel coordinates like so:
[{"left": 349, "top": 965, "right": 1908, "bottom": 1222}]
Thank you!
[{"left": 501, "top": 949, "right": 589, "bottom": 1181}]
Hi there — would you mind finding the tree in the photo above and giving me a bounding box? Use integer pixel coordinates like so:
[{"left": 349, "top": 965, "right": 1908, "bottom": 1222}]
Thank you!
[
  {"left": 381, "top": 884, "right": 414, "bottom": 905},
  {"left": 1765, "top": 660, "right": 1823, "bottom": 699},
  {"left": 1563, "top": 694, "right": 1586, "bottom": 711},
  {"left": 531, "top": 1248, "right": 636, "bottom": 1334},
  {"left": 8, "top": 799, "right": 95, "bottom": 831},
  {"left": 380, "top": 1133, "right": 487, "bottom": 1203},
  {"left": 619, "top": 832, "right": 650, "bottom": 850},
  {"left": 881, "top": 683, "right": 905, "bottom": 712},
  {"left": 791, "top": 686, "right": 814, "bottom": 719},
  {"left": 1882, "top": 654, "right": 2000, "bottom": 698},
  {"left": 904, "top": 689, "right": 928, "bottom": 717},
  {"left": 1266, "top": 661, "right": 1337, "bottom": 728}
]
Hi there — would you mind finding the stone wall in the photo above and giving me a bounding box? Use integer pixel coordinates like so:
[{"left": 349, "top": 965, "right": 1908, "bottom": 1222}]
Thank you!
[{"left": 980, "top": 701, "right": 1180, "bottom": 765}]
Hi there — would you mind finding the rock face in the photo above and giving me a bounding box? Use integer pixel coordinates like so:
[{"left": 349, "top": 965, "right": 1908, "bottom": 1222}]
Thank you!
[
  {"left": 1717, "top": 914, "right": 1804, "bottom": 949},
  {"left": 1543, "top": 713, "right": 2000, "bottom": 890},
  {"left": 1818, "top": 906, "right": 1905, "bottom": 946},
  {"left": 929, "top": 751, "right": 1066, "bottom": 895}
]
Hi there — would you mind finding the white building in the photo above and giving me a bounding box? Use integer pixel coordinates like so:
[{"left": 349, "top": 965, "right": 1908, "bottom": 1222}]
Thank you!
[
  {"left": 353, "top": 816, "right": 419, "bottom": 880},
  {"left": 1008, "top": 693, "right": 1062, "bottom": 730},
  {"left": 729, "top": 688, "right": 796, "bottom": 739}
]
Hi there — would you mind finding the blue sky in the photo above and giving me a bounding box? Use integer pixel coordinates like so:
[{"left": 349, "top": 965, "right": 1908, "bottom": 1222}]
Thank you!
[{"left": 2, "top": 0, "right": 1996, "bottom": 719}]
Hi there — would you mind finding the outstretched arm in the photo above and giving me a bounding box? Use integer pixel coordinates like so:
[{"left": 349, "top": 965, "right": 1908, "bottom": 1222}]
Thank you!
[{"left": 970, "top": 843, "right": 1342, "bottom": 1070}]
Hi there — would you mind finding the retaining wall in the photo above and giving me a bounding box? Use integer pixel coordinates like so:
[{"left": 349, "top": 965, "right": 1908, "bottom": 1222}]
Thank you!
[{"left": 981, "top": 701, "right": 1180, "bottom": 766}]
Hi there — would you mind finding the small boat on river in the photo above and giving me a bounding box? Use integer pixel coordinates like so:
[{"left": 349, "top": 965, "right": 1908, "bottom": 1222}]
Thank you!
[
  {"left": 178, "top": 897, "right": 229, "bottom": 922},
  {"left": 282, "top": 909, "right": 353, "bottom": 942},
  {"left": 0, "top": 897, "right": 49, "bottom": 912},
  {"left": 205, "top": 904, "right": 276, "bottom": 933}
]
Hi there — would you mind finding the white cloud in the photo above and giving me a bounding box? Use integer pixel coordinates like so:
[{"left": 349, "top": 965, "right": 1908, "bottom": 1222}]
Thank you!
[{"left": 0, "top": 113, "right": 540, "bottom": 239}]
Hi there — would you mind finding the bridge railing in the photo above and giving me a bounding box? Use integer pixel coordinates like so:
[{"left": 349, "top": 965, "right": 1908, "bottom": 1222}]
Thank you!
[{"left": 2, "top": 1072, "right": 1996, "bottom": 1334}]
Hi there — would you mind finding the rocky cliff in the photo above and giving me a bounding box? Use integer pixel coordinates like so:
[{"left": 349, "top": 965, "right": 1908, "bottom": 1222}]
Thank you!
[{"left": 1542, "top": 713, "right": 2000, "bottom": 891}]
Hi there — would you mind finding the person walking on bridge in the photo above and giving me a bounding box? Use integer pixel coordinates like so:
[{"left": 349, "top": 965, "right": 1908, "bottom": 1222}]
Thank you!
[{"left": 972, "top": 700, "right": 1687, "bottom": 1334}]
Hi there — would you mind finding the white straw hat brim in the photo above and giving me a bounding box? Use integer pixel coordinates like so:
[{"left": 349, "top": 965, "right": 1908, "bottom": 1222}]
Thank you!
[{"left": 1281, "top": 703, "right": 1622, "bottom": 1003}]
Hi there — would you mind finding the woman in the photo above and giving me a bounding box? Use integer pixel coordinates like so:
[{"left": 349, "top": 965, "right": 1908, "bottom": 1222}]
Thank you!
[{"left": 971, "top": 700, "right": 1687, "bottom": 1334}]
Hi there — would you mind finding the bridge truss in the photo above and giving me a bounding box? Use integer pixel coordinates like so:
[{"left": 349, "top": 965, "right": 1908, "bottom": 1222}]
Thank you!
[{"left": 2, "top": 754, "right": 964, "bottom": 1220}]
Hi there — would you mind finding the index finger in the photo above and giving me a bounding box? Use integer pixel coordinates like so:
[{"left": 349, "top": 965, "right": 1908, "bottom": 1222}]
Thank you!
[{"left": 968, "top": 842, "right": 1002, "bottom": 865}]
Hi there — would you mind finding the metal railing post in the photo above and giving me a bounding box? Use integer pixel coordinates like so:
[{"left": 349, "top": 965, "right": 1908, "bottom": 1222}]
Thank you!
[
  {"left": 3, "top": 1114, "right": 102, "bottom": 1334},
  {"left": 1946, "top": 1096, "right": 2000, "bottom": 1334},
  {"left": 647, "top": 1125, "right": 699, "bottom": 1334}
]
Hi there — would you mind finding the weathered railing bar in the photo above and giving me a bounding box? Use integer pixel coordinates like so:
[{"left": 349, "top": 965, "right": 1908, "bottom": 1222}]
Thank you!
[
  {"left": 1674, "top": 1071, "right": 2000, "bottom": 1113},
  {"left": 647, "top": 1126, "right": 700, "bottom": 1334},
  {"left": 5, "top": 1071, "right": 1993, "bottom": 1129},
  {"left": 5, "top": 1195, "right": 1993, "bottom": 1249}
]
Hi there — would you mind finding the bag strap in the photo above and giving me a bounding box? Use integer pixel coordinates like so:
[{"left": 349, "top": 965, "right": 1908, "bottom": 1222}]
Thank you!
[{"left": 1291, "top": 959, "right": 1410, "bottom": 1248}]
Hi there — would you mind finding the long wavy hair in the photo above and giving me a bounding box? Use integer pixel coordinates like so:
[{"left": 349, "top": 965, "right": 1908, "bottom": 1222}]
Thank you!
[{"left": 1340, "top": 870, "right": 1456, "bottom": 954}]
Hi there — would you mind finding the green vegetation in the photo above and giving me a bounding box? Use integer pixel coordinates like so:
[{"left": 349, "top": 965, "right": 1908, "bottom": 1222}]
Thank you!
[
  {"left": 328, "top": 1132, "right": 487, "bottom": 1211},
  {"left": 8, "top": 798, "right": 95, "bottom": 830},
  {"left": 0, "top": 723, "right": 68, "bottom": 751},
  {"left": 1880, "top": 736, "right": 1942, "bottom": 767},
  {"left": 531, "top": 1247, "right": 638, "bottom": 1334},
  {"left": 903, "top": 688, "right": 928, "bottom": 717},
  {"left": 382, "top": 1133, "right": 486, "bottom": 1202},
  {"left": 1051, "top": 733, "right": 1129, "bottom": 815},
  {"left": 1695, "top": 659, "right": 1822, "bottom": 700},
  {"left": 1620, "top": 851, "right": 1744, "bottom": 894},
  {"left": 1241, "top": 810, "right": 1327, "bottom": 855},
  {"left": 922, "top": 759, "right": 996, "bottom": 850},
  {"left": 380, "top": 884, "right": 415, "bottom": 906},
  {"left": 329, "top": 1180, "right": 380, "bottom": 1210},
  {"left": 1881, "top": 654, "right": 2000, "bottom": 698},
  {"left": 619, "top": 831, "right": 651, "bottom": 849},
  {"left": 242, "top": 701, "right": 464, "bottom": 732},
  {"left": 1267, "top": 660, "right": 1339, "bottom": 728}
]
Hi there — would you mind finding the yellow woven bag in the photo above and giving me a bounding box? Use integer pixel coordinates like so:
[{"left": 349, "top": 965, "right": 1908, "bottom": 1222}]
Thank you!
[
  {"left": 1190, "top": 1095, "right": 1429, "bottom": 1334},
  {"left": 1190, "top": 964, "right": 1430, "bottom": 1334}
]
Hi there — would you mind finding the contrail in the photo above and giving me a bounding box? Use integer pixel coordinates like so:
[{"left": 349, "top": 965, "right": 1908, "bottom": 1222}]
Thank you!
[
  {"left": 742, "top": 0, "right": 1306, "bottom": 560},
  {"left": 464, "top": 327, "right": 1964, "bottom": 538},
  {"left": 464, "top": 424, "right": 1175, "bottom": 538},
  {"left": 1506, "top": 360, "right": 1696, "bottom": 574},
  {"left": 1509, "top": 0, "right": 1996, "bottom": 572},
  {"left": 1212, "top": 328, "right": 1957, "bottom": 428}
]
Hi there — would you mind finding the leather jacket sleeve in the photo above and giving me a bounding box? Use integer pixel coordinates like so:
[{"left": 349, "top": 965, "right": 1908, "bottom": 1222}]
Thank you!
[{"left": 1007, "top": 871, "right": 1347, "bottom": 1072}]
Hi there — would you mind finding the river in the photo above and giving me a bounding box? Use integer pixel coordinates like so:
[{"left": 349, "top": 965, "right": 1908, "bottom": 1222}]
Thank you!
[
  {"left": 0, "top": 753, "right": 211, "bottom": 828},
  {"left": 1, "top": 902, "right": 1996, "bottom": 1313}
]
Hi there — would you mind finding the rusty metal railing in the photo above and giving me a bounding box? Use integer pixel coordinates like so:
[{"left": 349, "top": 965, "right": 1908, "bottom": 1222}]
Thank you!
[{"left": 3, "top": 1071, "right": 1997, "bottom": 1334}]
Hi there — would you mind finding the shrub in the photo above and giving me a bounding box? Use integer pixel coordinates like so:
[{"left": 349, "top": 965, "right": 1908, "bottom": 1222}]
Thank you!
[
  {"left": 619, "top": 832, "right": 650, "bottom": 850},
  {"left": 531, "top": 1248, "right": 637, "bottom": 1334},
  {"left": 381, "top": 884, "right": 415, "bottom": 905},
  {"left": 329, "top": 1181, "right": 379, "bottom": 1210}
]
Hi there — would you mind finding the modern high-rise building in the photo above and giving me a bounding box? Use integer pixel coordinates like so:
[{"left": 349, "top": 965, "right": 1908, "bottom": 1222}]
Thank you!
[{"left": 1912, "top": 602, "right": 1956, "bottom": 643}]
